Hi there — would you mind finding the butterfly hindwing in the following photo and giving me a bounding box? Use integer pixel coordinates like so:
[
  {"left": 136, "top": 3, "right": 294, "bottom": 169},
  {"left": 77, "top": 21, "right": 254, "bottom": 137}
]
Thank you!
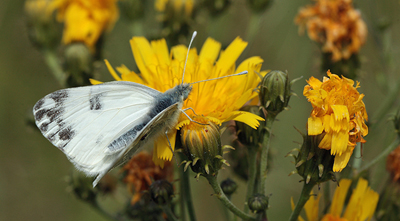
[{"left": 33, "top": 81, "right": 162, "bottom": 177}]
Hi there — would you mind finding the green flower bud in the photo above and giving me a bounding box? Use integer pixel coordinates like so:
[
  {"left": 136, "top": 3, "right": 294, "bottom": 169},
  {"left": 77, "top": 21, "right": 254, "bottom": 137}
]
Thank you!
[
  {"left": 181, "top": 117, "right": 226, "bottom": 177},
  {"left": 25, "top": 0, "right": 60, "bottom": 49},
  {"left": 150, "top": 180, "right": 174, "bottom": 205},
  {"left": 235, "top": 105, "right": 266, "bottom": 147},
  {"left": 64, "top": 43, "right": 93, "bottom": 86},
  {"left": 220, "top": 178, "right": 238, "bottom": 196},
  {"left": 248, "top": 194, "right": 269, "bottom": 213},
  {"left": 289, "top": 132, "right": 335, "bottom": 184},
  {"left": 259, "top": 70, "right": 294, "bottom": 116}
]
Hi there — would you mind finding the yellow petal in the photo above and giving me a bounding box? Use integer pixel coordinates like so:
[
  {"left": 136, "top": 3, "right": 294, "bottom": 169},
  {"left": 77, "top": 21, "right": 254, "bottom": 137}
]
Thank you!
[
  {"left": 333, "top": 146, "right": 354, "bottom": 172},
  {"left": 153, "top": 131, "right": 177, "bottom": 163},
  {"left": 199, "top": 37, "right": 221, "bottom": 64},
  {"left": 308, "top": 117, "right": 324, "bottom": 135},
  {"left": 104, "top": 59, "right": 121, "bottom": 81},
  {"left": 229, "top": 111, "right": 264, "bottom": 129},
  {"left": 331, "top": 130, "right": 349, "bottom": 156},
  {"left": 304, "top": 191, "right": 320, "bottom": 221},
  {"left": 329, "top": 179, "right": 352, "bottom": 216},
  {"left": 319, "top": 133, "right": 332, "bottom": 150},
  {"left": 89, "top": 78, "right": 103, "bottom": 85},
  {"left": 151, "top": 38, "right": 170, "bottom": 66},
  {"left": 331, "top": 105, "right": 350, "bottom": 121},
  {"left": 216, "top": 37, "right": 248, "bottom": 76},
  {"left": 343, "top": 178, "right": 379, "bottom": 221}
]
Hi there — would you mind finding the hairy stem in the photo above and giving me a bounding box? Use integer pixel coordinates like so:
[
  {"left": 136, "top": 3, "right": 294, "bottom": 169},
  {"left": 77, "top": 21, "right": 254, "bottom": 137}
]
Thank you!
[
  {"left": 259, "top": 114, "right": 276, "bottom": 195},
  {"left": 205, "top": 175, "right": 255, "bottom": 221},
  {"left": 289, "top": 181, "right": 316, "bottom": 221},
  {"left": 244, "top": 146, "right": 258, "bottom": 213}
]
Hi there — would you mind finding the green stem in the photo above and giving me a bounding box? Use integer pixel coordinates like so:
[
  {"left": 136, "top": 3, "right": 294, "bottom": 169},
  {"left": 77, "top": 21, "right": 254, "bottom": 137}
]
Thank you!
[
  {"left": 43, "top": 49, "right": 66, "bottom": 87},
  {"left": 205, "top": 175, "right": 255, "bottom": 221},
  {"left": 289, "top": 181, "right": 316, "bottom": 221},
  {"left": 244, "top": 146, "right": 258, "bottom": 213},
  {"left": 352, "top": 143, "right": 362, "bottom": 170},
  {"left": 162, "top": 205, "right": 179, "bottom": 221},
  {"left": 359, "top": 137, "right": 400, "bottom": 173},
  {"left": 180, "top": 164, "right": 197, "bottom": 221},
  {"left": 259, "top": 114, "right": 276, "bottom": 195}
]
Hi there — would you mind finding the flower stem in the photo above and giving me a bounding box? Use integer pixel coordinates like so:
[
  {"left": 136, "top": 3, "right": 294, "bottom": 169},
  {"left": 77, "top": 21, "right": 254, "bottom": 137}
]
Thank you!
[
  {"left": 205, "top": 175, "right": 255, "bottom": 221},
  {"left": 359, "top": 137, "right": 400, "bottom": 173},
  {"left": 259, "top": 113, "right": 276, "bottom": 195},
  {"left": 352, "top": 143, "right": 362, "bottom": 170},
  {"left": 43, "top": 49, "right": 66, "bottom": 87},
  {"left": 244, "top": 146, "right": 258, "bottom": 213},
  {"left": 289, "top": 181, "right": 316, "bottom": 221},
  {"left": 180, "top": 162, "right": 197, "bottom": 221}
]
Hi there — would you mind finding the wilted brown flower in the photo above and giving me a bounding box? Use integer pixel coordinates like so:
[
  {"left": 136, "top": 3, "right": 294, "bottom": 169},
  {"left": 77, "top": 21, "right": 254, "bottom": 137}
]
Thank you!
[
  {"left": 122, "top": 152, "right": 174, "bottom": 204},
  {"left": 295, "top": 0, "right": 367, "bottom": 62},
  {"left": 387, "top": 145, "right": 400, "bottom": 182}
]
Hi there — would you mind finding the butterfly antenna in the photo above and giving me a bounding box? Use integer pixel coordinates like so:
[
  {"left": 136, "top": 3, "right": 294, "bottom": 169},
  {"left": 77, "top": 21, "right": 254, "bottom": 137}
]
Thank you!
[
  {"left": 182, "top": 31, "right": 197, "bottom": 84},
  {"left": 190, "top": 71, "right": 248, "bottom": 85}
]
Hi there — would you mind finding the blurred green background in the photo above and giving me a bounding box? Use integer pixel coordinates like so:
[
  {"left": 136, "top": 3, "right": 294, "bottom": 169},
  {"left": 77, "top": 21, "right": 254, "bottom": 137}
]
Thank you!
[{"left": 1, "top": 0, "right": 400, "bottom": 220}]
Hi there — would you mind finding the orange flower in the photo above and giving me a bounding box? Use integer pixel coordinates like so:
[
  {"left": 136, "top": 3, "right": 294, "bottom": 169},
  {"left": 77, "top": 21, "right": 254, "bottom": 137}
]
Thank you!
[
  {"left": 122, "top": 152, "right": 174, "bottom": 204},
  {"left": 295, "top": 0, "right": 367, "bottom": 61},
  {"left": 303, "top": 70, "right": 368, "bottom": 172}
]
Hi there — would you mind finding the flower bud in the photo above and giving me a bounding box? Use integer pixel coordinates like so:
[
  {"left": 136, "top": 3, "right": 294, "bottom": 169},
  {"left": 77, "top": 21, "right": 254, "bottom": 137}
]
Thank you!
[
  {"left": 150, "top": 180, "right": 174, "bottom": 205},
  {"left": 259, "top": 70, "right": 294, "bottom": 116},
  {"left": 181, "top": 116, "right": 225, "bottom": 177},
  {"left": 235, "top": 105, "right": 266, "bottom": 147},
  {"left": 25, "top": 0, "right": 60, "bottom": 49},
  {"left": 248, "top": 194, "right": 269, "bottom": 213},
  {"left": 125, "top": 192, "right": 164, "bottom": 220},
  {"left": 64, "top": 43, "right": 93, "bottom": 86},
  {"left": 220, "top": 178, "right": 238, "bottom": 196},
  {"left": 202, "top": 0, "right": 231, "bottom": 16},
  {"left": 289, "top": 132, "right": 335, "bottom": 184}
]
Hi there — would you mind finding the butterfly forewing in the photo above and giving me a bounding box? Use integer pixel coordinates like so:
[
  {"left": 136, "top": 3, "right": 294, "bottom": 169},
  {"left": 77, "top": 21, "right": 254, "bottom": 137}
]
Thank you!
[{"left": 33, "top": 81, "right": 161, "bottom": 177}]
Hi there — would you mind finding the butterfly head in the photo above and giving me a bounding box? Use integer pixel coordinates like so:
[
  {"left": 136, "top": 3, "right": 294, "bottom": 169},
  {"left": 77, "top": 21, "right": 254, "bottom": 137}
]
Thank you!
[{"left": 176, "top": 83, "right": 192, "bottom": 101}]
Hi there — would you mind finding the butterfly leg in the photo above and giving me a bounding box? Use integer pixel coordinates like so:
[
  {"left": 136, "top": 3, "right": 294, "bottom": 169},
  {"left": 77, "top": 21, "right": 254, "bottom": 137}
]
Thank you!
[
  {"left": 164, "top": 131, "right": 178, "bottom": 165},
  {"left": 182, "top": 107, "right": 199, "bottom": 116},
  {"left": 180, "top": 109, "right": 208, "bottom": 125}
]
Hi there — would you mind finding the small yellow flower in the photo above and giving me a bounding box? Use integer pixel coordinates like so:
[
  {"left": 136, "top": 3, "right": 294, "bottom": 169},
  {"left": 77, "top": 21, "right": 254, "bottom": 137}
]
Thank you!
[
  {"left": 303, "top": 70, "right": 368, "bottom": 172},
  {"left": 292, "top": 178, "right": 379, "bottom": 221},
  {"left": 93, "top": 36, "right": 264, "bottom": 166},
  {"left": 295, "top": 0, "right": 367, "bottom": 62},
  {"left": 49, "top": 0, "right": 119, "bottom": 50}
]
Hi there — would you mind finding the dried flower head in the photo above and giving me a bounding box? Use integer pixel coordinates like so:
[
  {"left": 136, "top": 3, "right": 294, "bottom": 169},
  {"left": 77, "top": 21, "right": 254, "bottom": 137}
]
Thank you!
[
  {"left": 122, "top": 152, "right": 173, "bottom": 204},
  {"left": 303, "top": 70, "right": 368, "bottom": 172},
  {"left": 295, "top": 0, "right": 367, "bottom": 62}
]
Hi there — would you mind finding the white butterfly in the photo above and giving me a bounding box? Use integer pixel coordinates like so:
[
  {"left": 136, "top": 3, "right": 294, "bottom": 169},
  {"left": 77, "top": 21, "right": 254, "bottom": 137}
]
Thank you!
[{"left": 33, "top": 32, "right": 247, "bottom": 187}]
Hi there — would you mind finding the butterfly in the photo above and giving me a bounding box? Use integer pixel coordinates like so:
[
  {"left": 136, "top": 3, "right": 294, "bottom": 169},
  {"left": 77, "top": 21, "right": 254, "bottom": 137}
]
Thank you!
[{"left": 33, "top": 32, "right": 247, "bottom": 187}]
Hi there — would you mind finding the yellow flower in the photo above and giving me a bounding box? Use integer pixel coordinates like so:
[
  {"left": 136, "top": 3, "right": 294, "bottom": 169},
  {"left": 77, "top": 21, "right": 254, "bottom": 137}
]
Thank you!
[
  {"left": 93, "top": 36, "right": 264, "bottom": 166},
  {"left": 293, "top": 178, "right": 379, "bottom": 221},
  {"left": 295, "top": 0, "right": 367, "bottom": 62},
  {"left": 49, "top": 0, "right": 119, "bottom": 50},
  {"left": 303, "top": 70, "right": 368, "bottom": 172}
]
